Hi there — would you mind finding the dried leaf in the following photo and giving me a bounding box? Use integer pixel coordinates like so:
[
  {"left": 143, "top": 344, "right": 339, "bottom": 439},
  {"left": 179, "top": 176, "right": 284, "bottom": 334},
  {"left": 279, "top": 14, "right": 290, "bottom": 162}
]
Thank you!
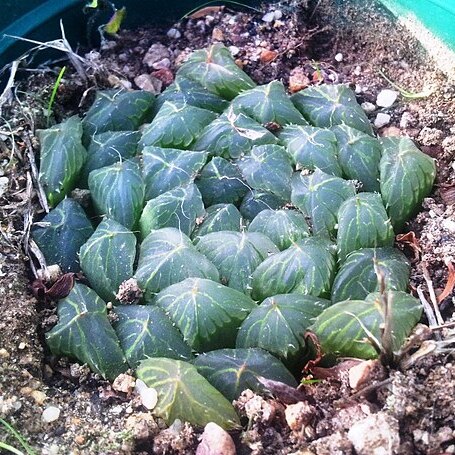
[
  {"left": 437, "top": 260, "right": 455, "bottom": 303},
  {"left": 189, "top": 6, "right": 223, "bottom": 19},
  {"left": 396, "top": 231, "right": 421, "bottom": 262},
  {"left": 440, "top": 184, "right": 455, "bottom": 206},
  {"left": 256, "top": 376, "right": 307, "bottom": 404},
  {"left": 46, "top": 273, "right": 75, "bottom": 299}
]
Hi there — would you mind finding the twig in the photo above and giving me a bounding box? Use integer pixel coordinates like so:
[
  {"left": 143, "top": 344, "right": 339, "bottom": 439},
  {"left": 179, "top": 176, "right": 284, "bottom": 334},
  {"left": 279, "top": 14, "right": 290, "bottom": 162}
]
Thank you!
[
  {"left": 337, "top": 378, "right": 393, "bottom": 407},
  {"left": 378, "top": 68, "right": 434, "bottom": 99},
  {"left": 0, "top": 60, "right": 20, "bottom": 111},
  {"left": 22, "top": 133, "right": 49, "bottom": 213},
  {"left": 416, "top": 286, "right": 442, "bottom": 341},
  {"left": 421, "top": 262, "right": 444, "bottom": 325}
]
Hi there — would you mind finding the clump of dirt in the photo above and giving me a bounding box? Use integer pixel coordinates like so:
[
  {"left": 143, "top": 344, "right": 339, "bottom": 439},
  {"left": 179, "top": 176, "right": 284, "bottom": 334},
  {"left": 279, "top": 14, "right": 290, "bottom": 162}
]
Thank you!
[{"left": 1, "top": 0, "right": 454, "bottom": 453}]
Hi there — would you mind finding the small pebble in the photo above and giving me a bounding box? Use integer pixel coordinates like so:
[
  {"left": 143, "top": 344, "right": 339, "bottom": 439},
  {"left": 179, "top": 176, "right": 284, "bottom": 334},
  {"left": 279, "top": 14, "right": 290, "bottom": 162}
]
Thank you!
[
  {"left": 334, "top": 53, "right": 343, "bottom": 62},
  {"left": 361, "top": 102, "right": 376, "bottom": 113},
  {"left": 399, "top": 111, "right": 416, "bottom": 129},
  {"left": 196, "top": 422, "right": 236, "bottom": 455},
  {"left": 42, "top": 406, "right": 60, "bottom": 423},
  {"left": 18, "top": 342, "right": 26, "bottom": 350},
  {"left": 376, "top": 89, "right": 399, "bottom": 108},
  {"left": 262, "top": 11, "right": 276, "bottom": 22},
  {"left": 167, "top": 28, "right": 181, "bottom": 39},
  {"left": 135, "top": 379, "right": 158, "bottom": 410},
  {"left": 229, "top": 46, "right": 240, "bottom": 56},
  {"left": 354, "top": 65, "right": 362, "bottom": 76},
  {"left": 374, "top": 113, "right": 391, "bottom": 128},
  {"left": 0, "top": 176, "right": 8, "bottom": 197}
]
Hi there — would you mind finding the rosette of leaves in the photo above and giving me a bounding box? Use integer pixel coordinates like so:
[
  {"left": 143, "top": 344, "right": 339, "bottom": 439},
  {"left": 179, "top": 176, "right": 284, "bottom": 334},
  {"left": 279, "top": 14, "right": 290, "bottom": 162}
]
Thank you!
[
  {"left": 379, "top": 137, "right": 436, "bottom": 232},
  {"left": 142, "top": 146, "right": 208, "bottom": 200},
  {"left": 194, "top": 348, "right": 297, "bottom": 401},
  {"left": 291, "top": 84, "right": 373, "bottom": 135},
  {"left": 154, "top": 76, "right": 229, "bottom": 115},
  {"left": 248, "top": 209, "right": 310, "bottom": 250},
  {"left": 192, "top": 108, "right": 278, "bottom": 159},
  {"left": 137, "top": 358, "right": 240, "bottom": 429},
  {"left": 139, "top": 184, "right": 205, "bottom": 239},
  {"left": 230, "top": 80, "right": 308, "bottom": 126},
  {"left": 291, "top": 169, "right": 356, "bottom": 238},
  {"left": 140, "top": 101, "right": 217, "bottom": 149},
  {"left": 32, "top": 198, "right": 93, "bottom": 272},
  {"left": 251, "top": 237, "right": 336, "bottom": 301},
  {"left": 176, "top": 43, "right": 256, "bottom": 100},
  {"left": 336, "top": 193, "right": 395, "bottom": 262},
  {"left": 238, "top": 144, "right": 294, "bottom": 201},
  {"left": 38, "top": 116, "right": 87, "bottom": 206},
  {"left": 310, "top": 291, "right": 422, "bottom": 359},
  {"left": 82, "top": 89, "right": 155, "bottom": 141},
  {"left": 135, "top": 228, "right": 219, "bottom": 300},
  {"left": 332, "top": 124, "right": 382, "bottom": 192},
  {"left": 80, "top": 131, "right": 140, "bottom": 187},
  {"left": 88, "top": 159, "right": 144, "bottom": 230},
  {"left": 279, "top": 125, "right": 342, "bottom": 176},
  {"left": 239, "top": 190, "right": 285, "bottom": 221},
  {"left": 79, "top": 218, "right": 136, "bottom": 303},
  {"left": 236, "top": 294, "right": 331, "bottom": 370},
  {"left": 196, "top": 157, "right": 249, "bottom": 206},
  {"left": 46, "top": 284, "right": 127, "bottom": 380},
  {"left": 192, "top": 204, "right": 243, "bottom": 239},
  {"left": 195, "top": 231, "right": 279, "bottom": 294},
  {"left": 331, "top": 247, "right": 410, "bottom": 303},
  {"left": 152, "top": 277, "right": 256, "bottom": 351},
  {"left": 112, "top": 305, "right": 193, "bottom": 368}
]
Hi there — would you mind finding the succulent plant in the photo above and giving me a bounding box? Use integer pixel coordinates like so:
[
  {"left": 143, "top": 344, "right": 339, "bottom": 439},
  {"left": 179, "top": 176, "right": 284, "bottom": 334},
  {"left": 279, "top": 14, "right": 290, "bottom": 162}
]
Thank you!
[{"left": 35, "top": 43, "right": 435, "bottom": 428}]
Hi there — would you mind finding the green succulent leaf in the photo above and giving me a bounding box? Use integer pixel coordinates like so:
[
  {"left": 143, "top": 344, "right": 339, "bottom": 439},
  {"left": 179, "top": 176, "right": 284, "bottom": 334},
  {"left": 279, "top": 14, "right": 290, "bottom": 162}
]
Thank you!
[
  {"left": 140, "top": 101, "right": 217, "bottom": 150},
  {"left": 194, "top": 348, "right": 297, "bottom": 401},
  {"left": 331, "top": 247, "right": 410, "bottom": 303},
  {"left": 291, "top": 84, "right": 373, "bottom": 135},
  {"left": 80, "top": 131, "right": 140, "bottom": 187},
  {"left": 177, "top": 43, "right": 256, "bottom": 100},
  {"left": 32, "top": 198, "right": 93, "bottom": 272},
  {"left": 195, "top": 231, "right": 278, "bottom": 294},
  {"left": 332, "top": 124, "right": 382, "bottom": 192},
  {"left": 240, "top": 190, "right": 285, "bottom": 221},
  {"left": 153, "top": 277, "right": 256, "bottom": 351},
  {"left": 82, "top": 89, "right": 155, "bottom": 140},
  {"left": 196, "top": 157, "right": 249, "bottom": 206},
  {"left": 45, "top": 284, "right": 127, "bottom": 380},
  {"left": 112, "top": 305, "right": 193, "bottom": 368},
  {"left": 251, "top": 237, "right": 336, "bottom": 301},
  {"left": 230, "top": 81, "right": 308, "bottom": 126},
  {"left": 135, "top": 228, "right": 219, "bottom": 300},
  {"left": 79, "top": 218, "right": 136, "bottom": 303},
  {"left": 142, "top": 146, "right": 208, "bottom": 200},
  {"left": 337, "top": 193, "right": 394, "bottom": 263},
  {"left": 238, "top": 144, "right": 293, "bottom": 201},
  {"left": 236, "top": 294, "right": 331, "bottom": 370},
  {"left": 291, "top": 169, "right": 356, "bottom": 238},
  {"left": 38, "top": 115, "right": 87, "bottom": 206},
  {"left": 192, "top": 204, "right": 243, "bottom": 239},
  {"left": 154, "top": 76, "right": 229, "bottom": 115},
  {"left": 279, "top": 125, "right": 342, "bottom": 176},
  {"left": 137, "top": 358, "right": 240, "bottom": 429},
  {"left": 379, "top": 137, "right": 436, "bottom": 232},
  {"left": 310, "top": 291, "right": 422, "bottom": 359},
  {"left": 248, "top": 209, "right": 310, "bottom": 251},
  {"left": 88, "top": 159, "right": 145, "bottom": 230},
  {"left": 139, "top": 184, "right": 205, "bottom": 239},
  {"left": 192, "top": 109, "right": 278, "bottom": 159}
]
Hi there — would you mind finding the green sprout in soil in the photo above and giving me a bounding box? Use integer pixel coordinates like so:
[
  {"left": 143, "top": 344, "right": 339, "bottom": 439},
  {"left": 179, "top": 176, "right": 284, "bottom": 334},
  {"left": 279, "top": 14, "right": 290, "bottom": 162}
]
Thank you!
[
  {"left": 378, "top": 68, "right": 434, "bottom": 99},
  {"left": 0, "top": 418, "right": 36, "bottom": 455},
  {"left": 46, "top": 65, "right": 66, "bottom": 127},
  {"left": 33, "top": 43, "right": 436, "bottom": 429}
]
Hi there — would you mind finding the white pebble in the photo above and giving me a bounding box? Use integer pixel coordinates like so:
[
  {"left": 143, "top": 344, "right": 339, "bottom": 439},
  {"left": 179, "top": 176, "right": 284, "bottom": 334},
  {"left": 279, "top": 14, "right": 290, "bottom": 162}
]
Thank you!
[
  {"left": 376, "top": 89, "right": 399, "bottom": 108},
  {"left": 361, "top": 102, "right": 376, "bottom": 113},
  {"left": 0, "top": 176, "right": 8, "bottom": 198},
  {"left": 274, "top": 10, "right": 283, "bottom": 20},
  {"left": 167, "top": 28, "right": 181, "bottom": 39},
  {"left": 354, "top": 65, "right": 362, "bottom": 76},
  {"left": 374, "top": 113, "right": 391, "bottom": 128},
  {"left": 135, "top": 379, "right": 158, "bottom": 410},
  {"left": 42, "top": 406, "right": 60, "bottom": 423},
  {"left": 334, "top": 53, "right": 343, "bottom": 62},
  {"left": 262, "top": 11, "right": 276, "bottom": 22},
  {"left": 229, "top": 46, "right": 240, "bottom": 57}
]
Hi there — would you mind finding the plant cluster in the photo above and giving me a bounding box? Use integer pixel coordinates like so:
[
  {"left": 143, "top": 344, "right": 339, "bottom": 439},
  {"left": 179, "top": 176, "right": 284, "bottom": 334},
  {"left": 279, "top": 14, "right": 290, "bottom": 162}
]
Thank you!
[{"left": 34, "top": 44, "right": 435, "bottom": 428}]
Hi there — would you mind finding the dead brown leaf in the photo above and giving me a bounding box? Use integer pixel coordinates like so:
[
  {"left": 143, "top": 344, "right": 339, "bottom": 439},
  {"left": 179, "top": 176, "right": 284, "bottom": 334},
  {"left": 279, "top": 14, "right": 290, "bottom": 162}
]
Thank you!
[
  {"left": 437, "top": 259, "right": 455, "bottom": 303},
  {"left": 189, "top": 6, "right": 223, "bottom": 19}
]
